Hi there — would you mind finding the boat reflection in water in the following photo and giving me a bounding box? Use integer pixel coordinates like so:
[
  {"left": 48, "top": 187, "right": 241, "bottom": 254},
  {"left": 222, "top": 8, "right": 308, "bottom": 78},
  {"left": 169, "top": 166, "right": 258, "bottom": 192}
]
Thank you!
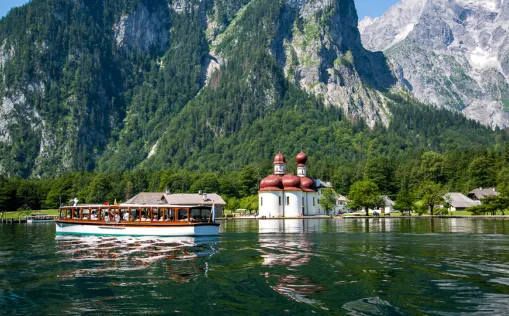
[
  {"left": 258, "top": 220, "right": 328, "bottom": 310},
  {"left": 55, "top": 235, "right": 218, "bottom": 283}
]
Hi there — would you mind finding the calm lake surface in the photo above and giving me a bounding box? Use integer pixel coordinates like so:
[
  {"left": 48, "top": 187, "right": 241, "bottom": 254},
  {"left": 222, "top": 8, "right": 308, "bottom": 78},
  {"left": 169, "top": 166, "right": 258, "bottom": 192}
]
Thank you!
[{"left": 1, "top": 218, "right": 509, "bottom": 315}]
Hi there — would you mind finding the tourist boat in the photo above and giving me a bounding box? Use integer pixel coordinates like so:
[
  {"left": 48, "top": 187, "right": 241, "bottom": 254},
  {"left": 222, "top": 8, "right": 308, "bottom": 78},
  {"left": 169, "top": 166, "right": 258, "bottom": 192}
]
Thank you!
[{"left": 56, "top": 204, "right": 220, "bottom": 236}]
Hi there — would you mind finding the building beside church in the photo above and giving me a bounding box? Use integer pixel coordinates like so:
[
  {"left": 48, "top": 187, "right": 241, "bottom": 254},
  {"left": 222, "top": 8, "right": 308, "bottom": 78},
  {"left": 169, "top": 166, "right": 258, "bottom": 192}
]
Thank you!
[
  {"left": 258, "top": 152, "right": 334, "bottom": 217},
  {"left": 122, "top": 192, "right": 226, "bottom": 218}
]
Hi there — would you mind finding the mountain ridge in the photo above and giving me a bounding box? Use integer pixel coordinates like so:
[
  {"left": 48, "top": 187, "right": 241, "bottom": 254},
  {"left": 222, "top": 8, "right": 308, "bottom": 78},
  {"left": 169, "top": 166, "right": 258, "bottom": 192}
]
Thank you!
[
  {"left": 0, "top": 0, "right": 505, "bottom": 178},
  {"left": 360, "top": 0, "right": 509, "bottom": 129}
]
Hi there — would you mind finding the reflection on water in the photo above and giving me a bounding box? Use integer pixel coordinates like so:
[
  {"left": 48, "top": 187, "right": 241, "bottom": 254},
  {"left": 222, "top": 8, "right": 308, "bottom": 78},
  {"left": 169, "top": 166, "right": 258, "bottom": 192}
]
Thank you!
[
  {"left": 222, "top": 218, "right": 509, "bottom": 235},
  {"left": 342, "top": 297, "right": 403, "bottom": 315},
  {"left": 258, "top": 234, "right": 328, "bottom": 310},
  {"left": 55, "top": 235, "right": 218, "bottom": 283},
  {"left": 2, "top": 219, "right": 509, "bottom": 315}
]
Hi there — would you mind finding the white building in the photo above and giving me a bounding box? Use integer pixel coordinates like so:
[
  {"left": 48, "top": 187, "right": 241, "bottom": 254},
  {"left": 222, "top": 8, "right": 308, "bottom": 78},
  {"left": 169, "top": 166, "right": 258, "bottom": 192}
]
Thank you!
[
  {"left": 444, "top": 192, "right": 480, "bottom": 211},
  {"left": 258, "top": 152, "right": 331, "bottom": 217}
]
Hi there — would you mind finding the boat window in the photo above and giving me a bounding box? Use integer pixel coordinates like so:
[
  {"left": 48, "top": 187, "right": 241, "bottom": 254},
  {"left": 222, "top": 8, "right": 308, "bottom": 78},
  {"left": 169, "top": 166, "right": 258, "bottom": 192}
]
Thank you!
[
  {"left": 178, "top": 209, "right": 188, "bottom": 221},
  {"left": 152, "top": 209, "right": 160, "bottom": 222},
  {"left": 164, "top": 209, "right": 175, "bottom": 221},
  {"left": 121, "top": 209, "right": 129, "bottom": 221},
  {"left": 141, "top": 209, "right": 149, "bottom": 221},
  {"left": 91, "top": 209, "right": 99, "bottom": 220},
  {"left": 201, "top": 208, "right": 211, "bottom": 221},
  {"left": 83, "top": 209, "right": 89, "bottom": 220},
  {"left": 131, "top": 209, "right": 139, "bottom": 221},
  {"left": 190, "top": 208, "right": 211, "bottom": 222}
]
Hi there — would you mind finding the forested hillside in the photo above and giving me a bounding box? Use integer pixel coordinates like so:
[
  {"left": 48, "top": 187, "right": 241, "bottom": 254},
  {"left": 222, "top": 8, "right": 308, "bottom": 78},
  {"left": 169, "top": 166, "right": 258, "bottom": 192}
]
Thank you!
[{"left": 0, "top": 0, "right": 508, "bottom": 211}]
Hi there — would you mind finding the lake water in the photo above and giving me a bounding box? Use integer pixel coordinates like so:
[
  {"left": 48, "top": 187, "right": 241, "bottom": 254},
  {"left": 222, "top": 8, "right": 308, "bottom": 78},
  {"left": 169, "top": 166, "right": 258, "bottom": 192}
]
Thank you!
[{"left": 1, "top": 218, "right": 509, "bottom": 315}]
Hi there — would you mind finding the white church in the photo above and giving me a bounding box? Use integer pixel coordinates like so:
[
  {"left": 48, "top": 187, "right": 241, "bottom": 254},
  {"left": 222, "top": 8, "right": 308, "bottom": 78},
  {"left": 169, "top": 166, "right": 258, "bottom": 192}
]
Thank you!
[{"left": 258, "top": 152, "right": 333, "bottom": 217}]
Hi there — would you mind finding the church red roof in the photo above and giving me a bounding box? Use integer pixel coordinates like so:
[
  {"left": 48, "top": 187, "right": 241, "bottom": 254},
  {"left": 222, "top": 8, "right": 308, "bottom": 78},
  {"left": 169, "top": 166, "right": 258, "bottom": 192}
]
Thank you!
[
  {"left": 274, "top": 152, "right": 286, "bottom": 164},
  {"left": 259, "top": 174, "right": 284, "bottom": 191},
  {"left": 300, "top": 177, "right": 316, "bottom": 192},
  {"left": 282, "top": 174, "right": 301, "bottom": 191},
  {"left": 296, "top": 151, "right": 308, "bottom": 166}
]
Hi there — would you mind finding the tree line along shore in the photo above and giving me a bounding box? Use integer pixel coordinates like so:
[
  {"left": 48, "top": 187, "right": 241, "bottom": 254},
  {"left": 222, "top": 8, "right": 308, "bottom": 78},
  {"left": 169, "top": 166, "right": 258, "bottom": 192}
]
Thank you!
[{"left": 2, "top": 148, "right": 509, "bottom": 218}]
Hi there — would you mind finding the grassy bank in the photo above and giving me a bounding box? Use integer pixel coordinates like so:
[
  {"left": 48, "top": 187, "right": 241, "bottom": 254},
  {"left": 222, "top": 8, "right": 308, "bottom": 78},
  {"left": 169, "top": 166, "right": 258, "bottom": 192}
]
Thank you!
[
  {"left": 2, "top": 209, "right": 59, "bottom": 219},
  {"left": 344, "top": 210, "right": 507, "bottom": 217}
]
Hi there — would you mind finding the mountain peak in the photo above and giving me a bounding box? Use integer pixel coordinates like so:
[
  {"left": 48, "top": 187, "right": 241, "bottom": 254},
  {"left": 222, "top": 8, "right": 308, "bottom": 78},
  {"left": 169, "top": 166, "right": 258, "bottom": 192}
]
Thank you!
[{"left": 360, "top": 0, "right": 509, "bottom": 128}]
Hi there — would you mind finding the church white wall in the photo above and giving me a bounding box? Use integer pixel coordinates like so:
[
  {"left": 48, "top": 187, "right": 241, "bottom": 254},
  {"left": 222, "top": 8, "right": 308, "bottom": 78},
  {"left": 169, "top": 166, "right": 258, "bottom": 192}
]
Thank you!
[
  {"left": 284, "top": 191, "right": 302, "bottom": 217},
  {"left": 259, "top": 192, "right": 283, "bottom": 218},
  {"left": 259, "top": 190, "right": 329, "bottom": 217},
  {"left": 306, "top": 192, "right": 318, "bottom": 216}
]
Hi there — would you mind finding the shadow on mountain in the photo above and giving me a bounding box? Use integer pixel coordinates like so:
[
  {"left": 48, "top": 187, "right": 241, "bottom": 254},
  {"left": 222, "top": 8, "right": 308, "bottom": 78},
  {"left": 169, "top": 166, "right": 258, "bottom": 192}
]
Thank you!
[{"left": 354, "top": 49, "right": 397, "bottom": 92}]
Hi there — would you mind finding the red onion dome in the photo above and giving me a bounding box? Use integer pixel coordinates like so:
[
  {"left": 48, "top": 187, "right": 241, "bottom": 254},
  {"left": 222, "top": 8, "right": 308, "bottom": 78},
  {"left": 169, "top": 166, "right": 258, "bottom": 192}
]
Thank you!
[
  {"left": 260, "top": 175, "right": 284, "bottom": 191},
  {"left": 300, "top": 177, "right": 316, "bottom": 192},
  {"left": 296, "top": 151, "right": 308, "bottom": 165},
  {"left": 282, "top": 174, "right": 302, "bottom": 190},
  {"left": 274, "top": 152, "right": 286, "bottom": 164}
]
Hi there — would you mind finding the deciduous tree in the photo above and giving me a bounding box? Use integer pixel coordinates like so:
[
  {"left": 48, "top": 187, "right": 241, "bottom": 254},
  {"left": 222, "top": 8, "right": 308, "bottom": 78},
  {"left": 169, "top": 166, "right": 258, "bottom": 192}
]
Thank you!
[
  {"left": 348, "top": 180, "right": 383, "bottom": 216},
  {"left": 416, "top": 181, "right": 446, "bottom": 216}
]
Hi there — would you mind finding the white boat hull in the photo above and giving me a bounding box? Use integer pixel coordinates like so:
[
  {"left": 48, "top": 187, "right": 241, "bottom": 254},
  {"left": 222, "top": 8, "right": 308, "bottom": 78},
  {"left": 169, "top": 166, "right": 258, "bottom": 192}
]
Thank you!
[{"left": 56, "top": 222, "right": 219, "bottom": 237}]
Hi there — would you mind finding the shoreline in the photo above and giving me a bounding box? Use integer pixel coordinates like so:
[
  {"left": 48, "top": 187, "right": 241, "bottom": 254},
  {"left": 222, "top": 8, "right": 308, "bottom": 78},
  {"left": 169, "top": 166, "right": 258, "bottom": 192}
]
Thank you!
[{"left": 218, "top": 215, "right": 509, "bottom": 220}]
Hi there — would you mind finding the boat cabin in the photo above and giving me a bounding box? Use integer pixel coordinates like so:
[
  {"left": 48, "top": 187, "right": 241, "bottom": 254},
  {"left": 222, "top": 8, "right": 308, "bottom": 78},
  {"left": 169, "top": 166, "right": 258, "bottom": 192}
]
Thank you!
[{"left": 58, "top": 205, "right": 215, "bottom": 224}]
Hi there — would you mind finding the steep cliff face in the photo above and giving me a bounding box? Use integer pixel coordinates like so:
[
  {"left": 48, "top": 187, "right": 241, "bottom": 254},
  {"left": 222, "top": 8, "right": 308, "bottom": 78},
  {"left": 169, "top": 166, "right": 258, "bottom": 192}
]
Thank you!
[
  {"left": 113, "top": 3, "right": 170, "bottom": 52},
  {"left": 280, "top": 0, "right": 397, "bottom": 127},
  {"left": 0, "top": 0, "right": 414, "bottom": 177},
  {"left": 204, "top": 0, "right": 398, "bottom": 128},
  {"left": 360, "top": 0, "right": 509, "bottom": 128}
]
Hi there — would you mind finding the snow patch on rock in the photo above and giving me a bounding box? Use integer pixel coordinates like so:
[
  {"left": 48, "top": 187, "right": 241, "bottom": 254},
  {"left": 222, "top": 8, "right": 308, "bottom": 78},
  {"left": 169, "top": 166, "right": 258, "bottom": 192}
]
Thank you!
[
  {"left": 455, "top": 0, "right": 501, "bottom": 12},
  {"left": 469, "top": 47, "right": 502, "bottom": 70}
]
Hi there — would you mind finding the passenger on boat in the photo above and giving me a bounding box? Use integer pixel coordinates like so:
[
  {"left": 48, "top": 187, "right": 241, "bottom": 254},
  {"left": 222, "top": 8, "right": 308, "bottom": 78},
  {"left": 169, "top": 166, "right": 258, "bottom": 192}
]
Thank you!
[
  {"left": 115, "top": 213, "right": 121, "bottom": 223},
  {"left": 141, "top": 215, "right": 146, "bottom": 221},
  {"left": 104, "top": 215, "right": 110, "bottom": 223},
  {"left": 123, "top": 212, "right": 129, "bottom": 221}
]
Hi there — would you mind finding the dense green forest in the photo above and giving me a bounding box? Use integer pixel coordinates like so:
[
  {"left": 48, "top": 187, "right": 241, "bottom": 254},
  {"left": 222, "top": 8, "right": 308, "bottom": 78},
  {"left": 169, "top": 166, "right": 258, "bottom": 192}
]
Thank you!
[
  {"left": 1, "top": 0, "right": 501, "bottom": 178},
  {"left": 1, "top": 0, "right": 509, "bottom": 214},
  {"left": 2, "top": 112, "right": 509, "bottom": 213}
]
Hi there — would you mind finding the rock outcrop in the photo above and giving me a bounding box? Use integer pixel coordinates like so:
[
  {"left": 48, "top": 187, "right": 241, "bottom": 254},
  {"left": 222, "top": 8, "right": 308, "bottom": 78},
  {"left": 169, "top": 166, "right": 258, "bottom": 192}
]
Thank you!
[
  {"left": 360, "top": 0, "right": 509, "bottom": 128},
  {"left": 113, "top": 3, "right": 170, "bottom": 52}
]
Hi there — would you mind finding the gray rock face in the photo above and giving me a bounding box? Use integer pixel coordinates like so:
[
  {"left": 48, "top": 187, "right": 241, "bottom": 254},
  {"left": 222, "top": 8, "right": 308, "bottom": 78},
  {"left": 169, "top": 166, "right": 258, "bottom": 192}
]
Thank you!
[
  {"left": 205, "top": 0, "right": 399, "bottom": 128},
  {"left": 277, "top": 0, "right": 398, "bottom": 128},
  {"left": 113, "top": 3, "right": 170, "bottom": 52},
  {"left": 360, "top": 0, "right": 509, "bottom": 128}
]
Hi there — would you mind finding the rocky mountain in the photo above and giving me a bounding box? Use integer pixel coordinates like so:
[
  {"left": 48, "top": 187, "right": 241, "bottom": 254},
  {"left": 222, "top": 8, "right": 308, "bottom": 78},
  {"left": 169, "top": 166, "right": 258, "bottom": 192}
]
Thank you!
[
  {"left": 359, "top": 0, "right": 509, "bottom": 129},
  {"left": 0, "top": 0, "right": 500, "bottom": 178}
]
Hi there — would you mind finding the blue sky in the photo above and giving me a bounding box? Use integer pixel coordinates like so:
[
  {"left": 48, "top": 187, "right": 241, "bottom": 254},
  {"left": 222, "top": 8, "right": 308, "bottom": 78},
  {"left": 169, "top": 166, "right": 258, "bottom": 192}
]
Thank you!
[
  {"left": 1, "top": 0, "right": 30, "bottom": 18},
  {"left": 355, "top": 0, "right": 399, "bottom": 19},
  {"left": 1, "top": 0, "right": 398, "bottom": 20}
]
